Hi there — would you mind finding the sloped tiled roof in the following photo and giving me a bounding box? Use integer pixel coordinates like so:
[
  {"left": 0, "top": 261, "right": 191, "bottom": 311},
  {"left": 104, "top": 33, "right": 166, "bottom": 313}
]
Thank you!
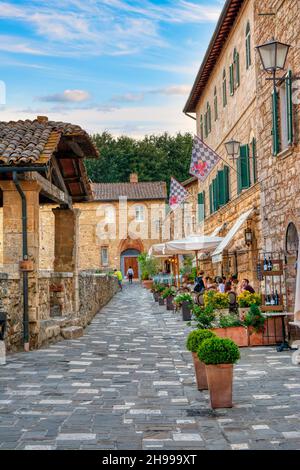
[
  {"left": 92, "top": 182, "right": 167, "bottom": 201},
  {"left": 0, "top": 118, "right": 98, "bottom": 166}
]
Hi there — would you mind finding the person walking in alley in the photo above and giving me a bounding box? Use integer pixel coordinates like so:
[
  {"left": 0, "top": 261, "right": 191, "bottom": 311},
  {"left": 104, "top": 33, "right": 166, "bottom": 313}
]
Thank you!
[
  {"left": 127, "top": 266, "right": 134, "bottom": 284},
  {"left": 114, "top": 269, "right": 123, "bottom": 291}
]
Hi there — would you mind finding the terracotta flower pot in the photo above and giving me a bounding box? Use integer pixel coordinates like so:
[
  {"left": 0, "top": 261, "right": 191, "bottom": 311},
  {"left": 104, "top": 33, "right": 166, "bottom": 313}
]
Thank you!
[
  {"left": 205, "top": 363, "right": 233, "bottom": 409},
  {"left": 248, "top": 327, "right": 264, "bottom": 346},
  {"left": 166, "top": 295, "right": 175, "bottom": 311},
  {"left": 211, "top": 327, "right": 248, "bottom": 347},
  {"left": 143, "top": 280, "right": 154, "bottom": 290},
  {"left": 192, "top": 353, "right": 208, "bottom": 390},
  {"left": 182, "top": 301, "right": 191, "bottom": 321}
]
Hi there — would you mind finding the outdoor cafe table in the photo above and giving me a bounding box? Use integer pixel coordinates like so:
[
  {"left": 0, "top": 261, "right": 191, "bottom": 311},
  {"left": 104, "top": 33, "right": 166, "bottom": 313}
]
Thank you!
[{"left": 264, "top": 312, "right": 294, "bottom": 352}]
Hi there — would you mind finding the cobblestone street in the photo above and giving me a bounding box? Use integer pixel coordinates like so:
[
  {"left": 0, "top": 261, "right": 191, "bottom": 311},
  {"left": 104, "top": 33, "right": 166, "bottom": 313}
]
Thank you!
[{"left": 0, "top": 284, "right": 300, "bottom": 450}]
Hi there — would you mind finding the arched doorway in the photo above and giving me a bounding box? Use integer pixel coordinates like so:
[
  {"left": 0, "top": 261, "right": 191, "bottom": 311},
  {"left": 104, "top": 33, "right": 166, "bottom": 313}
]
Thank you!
[
  {"left": 285, "top": 222, "right": 299, "bottom": 311},
  {"left": 119, "top": 238, "right": 144, "bottom": 279},
  {"left": 121, "top": 249, "right": 140, "bottom": 279}
]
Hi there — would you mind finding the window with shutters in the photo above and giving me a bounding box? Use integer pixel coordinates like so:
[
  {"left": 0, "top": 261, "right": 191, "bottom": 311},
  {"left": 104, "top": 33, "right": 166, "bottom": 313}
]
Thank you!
[
  {"left": 204, "top": 110, "right": 208, "bottom": 138},
  {"left": 209, "top": 184, "right": 214, "bottom": 214},
  {"left": 222, "top": 69, "right": 227, "bottom": 107},
  {"left": 237, "top": 144, "right": 251, "bottom": 193},
  {"left": 245, "top": 22, "right": 251, "bottom": 69},
  {"left": 272, "top": 70, "right": 293, "bottom": 155},
  {"left": 214, "top": 87, "right": 218, "bottom": 121},
  {"left": 233, "top": 48, "right": 240, "bottom": 88},
  {"left": 197, "top": 192, "right": 205, "bottom": 222},
  {"left": 207, "top": 102, "right": 211, "bottom": 134}
]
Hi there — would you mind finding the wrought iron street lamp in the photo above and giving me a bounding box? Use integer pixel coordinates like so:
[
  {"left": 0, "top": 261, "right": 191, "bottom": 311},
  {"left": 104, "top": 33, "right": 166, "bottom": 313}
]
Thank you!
[
  {"left": 224, "top": 139, "right": 241, "bottom": 160},
  {"left": 256, "top": 38, "right": 291, "bottom": 92}
]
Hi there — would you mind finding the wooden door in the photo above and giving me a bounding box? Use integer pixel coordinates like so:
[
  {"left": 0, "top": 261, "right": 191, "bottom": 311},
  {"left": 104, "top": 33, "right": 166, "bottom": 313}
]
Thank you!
[{"left": 124, "top": 257, "right": 139, "bottom": 279}]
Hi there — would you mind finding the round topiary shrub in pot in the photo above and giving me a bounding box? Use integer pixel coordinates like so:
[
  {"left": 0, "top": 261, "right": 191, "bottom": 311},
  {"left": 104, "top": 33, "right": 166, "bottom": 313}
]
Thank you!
[
  {"left": 197, "top": 337, "right": 240, "bottom": 409},
  {"left": 186, "top": 329, "right": 216, "bottom": 390}
]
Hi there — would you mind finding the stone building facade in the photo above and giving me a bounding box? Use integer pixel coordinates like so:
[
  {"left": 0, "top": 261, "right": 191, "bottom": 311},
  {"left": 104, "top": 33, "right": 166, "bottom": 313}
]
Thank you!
[
  {"left": 184, "top": 0, "right": 262, "bottom": 289},
  {"left": 183, "top": 0, "right": 300, "bottom": 308},
  {"left": 254, "top": 0, "right": 300, "bottom": 311},
  {"left": 37, "top": 174, "right": 167, "bottom": 278}
]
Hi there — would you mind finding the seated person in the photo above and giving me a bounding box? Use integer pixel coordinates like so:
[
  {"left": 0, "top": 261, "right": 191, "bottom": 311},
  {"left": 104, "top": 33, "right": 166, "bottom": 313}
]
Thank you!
[
  {"left": 205, "top": 276, "right": 217, "bottom": 290},
  {"left": 240, "top": 278, "right": 255, "bottom": 294},
  {"left": 194, "top": 271, "right": 205, "bottom": 293}
]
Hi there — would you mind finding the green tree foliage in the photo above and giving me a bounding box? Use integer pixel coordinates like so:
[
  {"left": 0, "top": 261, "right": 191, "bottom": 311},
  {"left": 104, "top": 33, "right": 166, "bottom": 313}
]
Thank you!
[{"left": 85, "top": 132, "right": 193, "bottom": 188}]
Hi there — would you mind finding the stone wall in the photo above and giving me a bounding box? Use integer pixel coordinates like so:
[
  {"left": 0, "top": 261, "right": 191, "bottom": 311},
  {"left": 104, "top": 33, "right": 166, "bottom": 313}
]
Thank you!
[
  {"left": 78, "top": 272, "right": 119, "bottom": 327},
  {"left": 1, "top": 271, "right": 118, "bottom": 351}
]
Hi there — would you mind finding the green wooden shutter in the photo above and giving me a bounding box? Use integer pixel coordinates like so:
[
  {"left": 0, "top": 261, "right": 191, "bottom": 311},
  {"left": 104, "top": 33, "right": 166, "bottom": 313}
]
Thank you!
[
  {"left": 240, "top": 144, "right": 250, "bottom": 189},
  {"left": 237, "top": 156, "right": 242, "bottom": 194},
  {"left": 213, "top": 177, "right": 218, "bottom": 212},
  {"left": 223, "top": 77, "right": 227, "bottom": 107},
  {"left": 214, "top": 95, "right": 218, "bottom": 121},
  {"left": 224, "top": 165, "right": 230, "bottom": 203},
  {"left": 200, "top": 116, "right": 203, "bottom": 141},
  {"left": 246, "top": 35, "right": 251, "bottom": 69},
  {"left": 208, "top": 105, "right": 211, "bottom": 133},
  {"left": 286, "top": 69, "right": 293, "bottom": 145},
  {"left": 235, "top": 52, "right": 240, "bottom": 87},
  {"left": 209, "top": 184, "right": 213, "bottom": 214},
  {"left": 204, "top": 112, "right": 208, "bottom": 138},
  {"left": 229, "top": 64, "right": 234, "bottom": 96},
  {"left": 198, "top": 192, "right": 205, "bottom": 222},
  {"left": 252, "top": 138, "right": 257, "bottom": 183},
  {"left": 218, "top": 169, "right": 225, "bottom": 206},
  {"left": 272, "top": 89, "right": 280, "bottom": 155}
]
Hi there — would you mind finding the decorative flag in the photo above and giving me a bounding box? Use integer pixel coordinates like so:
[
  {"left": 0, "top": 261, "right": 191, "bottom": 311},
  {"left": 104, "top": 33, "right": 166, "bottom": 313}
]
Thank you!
[
  {"left": 190, "top": 135, "right": 220, "bottom": 182},
  {"left": 169, "top": 177, "right": 188, "bottom": 211}
]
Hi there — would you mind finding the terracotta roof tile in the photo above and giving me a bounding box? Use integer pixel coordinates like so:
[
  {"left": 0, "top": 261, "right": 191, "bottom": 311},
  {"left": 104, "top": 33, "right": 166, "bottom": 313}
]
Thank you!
[
  {"left": 0, "top": 119, "right": 98, "bottom": 166},
  {"left": 92, "top": 182, "right": 167, "bottom": 201}
]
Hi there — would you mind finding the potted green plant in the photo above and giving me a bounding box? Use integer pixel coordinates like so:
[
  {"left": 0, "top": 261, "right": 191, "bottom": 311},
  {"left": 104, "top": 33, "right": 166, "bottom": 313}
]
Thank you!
[
  {"left": 138, "top": 253, "right": 159, "bottom": 289},
  {"left": 161, "top": 286, "right": 177, "bottom": 311},
  {"left": 177, "top": 293, "right": 194, "bottom": 321},
  {"left": 174, "top": 293, "right": 193, "bottom": 314},
  {"left": 197, "top": 336, "right": 240, "bottom": 409},
  {"left": 152, "top": 283, "right": 163, "bottom": 302},
  {"left": 243, "top": 304, "right": 266, "bottom": 346},
  {"left": 192, "top": 305, "right": 215, "bottom": 329},
  {"left": 186, "top": 329, "right": 216, "bottom": 390}
]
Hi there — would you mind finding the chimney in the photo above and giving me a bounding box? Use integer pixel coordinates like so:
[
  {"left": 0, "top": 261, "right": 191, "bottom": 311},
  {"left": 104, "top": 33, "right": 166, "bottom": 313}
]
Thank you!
[
  {"left": 130, "top": 173, "right": 138, "bottom": 183},
  {"left": 37, "top": 116, "right": 48, "bottom": 124}
]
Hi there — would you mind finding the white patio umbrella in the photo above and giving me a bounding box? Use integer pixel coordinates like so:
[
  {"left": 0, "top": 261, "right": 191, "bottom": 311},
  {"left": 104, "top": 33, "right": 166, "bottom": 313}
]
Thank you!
[{"left": 165, "top": 234, "right": 223, "bottom": 272}]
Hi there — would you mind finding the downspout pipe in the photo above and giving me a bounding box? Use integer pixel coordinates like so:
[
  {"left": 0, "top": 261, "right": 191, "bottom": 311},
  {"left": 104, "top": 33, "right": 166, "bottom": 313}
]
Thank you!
[{"left": 12, "top": 171, "right": 29, "bottom": 352}]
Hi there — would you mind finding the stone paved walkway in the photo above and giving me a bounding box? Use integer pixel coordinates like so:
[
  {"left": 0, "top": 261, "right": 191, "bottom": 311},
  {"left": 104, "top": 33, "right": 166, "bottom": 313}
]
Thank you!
[{"left": 0, "top": 283, "right": 300, "bottom": 450}]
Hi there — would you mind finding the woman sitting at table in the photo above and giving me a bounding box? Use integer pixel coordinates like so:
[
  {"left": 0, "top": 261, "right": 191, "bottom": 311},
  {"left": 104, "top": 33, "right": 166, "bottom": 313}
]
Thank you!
[{"left": 205, "top": 276, "right": 217, "bottom": 290}]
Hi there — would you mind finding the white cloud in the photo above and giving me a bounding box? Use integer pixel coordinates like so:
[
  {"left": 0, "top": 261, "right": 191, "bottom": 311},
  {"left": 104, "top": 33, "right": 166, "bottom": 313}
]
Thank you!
[
  {"left": 38, "top": 89, "right": 91, "bottom": 103},
  {"left": 3, "top": 100, "right": 195, "bottom": 138},
  {"left": 110, "top": 93, "right": 145, "bottom": 103},
  {"left": 150, "top": 85, "right": 191, "bottom": 96},
  {"left": 0, "top": 0, "right": 221, "bottom": 57}
]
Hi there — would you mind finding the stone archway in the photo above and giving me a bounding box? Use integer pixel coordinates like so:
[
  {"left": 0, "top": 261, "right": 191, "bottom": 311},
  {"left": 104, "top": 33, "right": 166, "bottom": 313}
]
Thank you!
[
  {"left": 285, "top": 222, "right": 299, "bottom": 311},
  {"left": 119, "top": 239, "right": 144, "bottom": 279}
]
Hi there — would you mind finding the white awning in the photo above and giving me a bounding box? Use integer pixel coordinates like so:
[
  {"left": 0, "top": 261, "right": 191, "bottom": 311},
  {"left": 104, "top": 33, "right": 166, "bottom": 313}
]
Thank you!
[{"left": 211, "top": 208, "right": 254, "bottom": 264}]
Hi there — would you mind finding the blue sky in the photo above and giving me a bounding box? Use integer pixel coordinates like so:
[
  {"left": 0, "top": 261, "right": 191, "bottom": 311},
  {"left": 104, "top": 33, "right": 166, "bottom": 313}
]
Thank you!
[{"left": 0, "top": 0, "right": 225, "bottom": 137}]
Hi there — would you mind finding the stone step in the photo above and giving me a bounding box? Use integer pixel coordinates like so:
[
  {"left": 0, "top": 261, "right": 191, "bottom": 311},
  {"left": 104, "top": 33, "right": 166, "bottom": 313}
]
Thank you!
[{"left": 61, "top": 326, "right": 83, "bottom": 340}]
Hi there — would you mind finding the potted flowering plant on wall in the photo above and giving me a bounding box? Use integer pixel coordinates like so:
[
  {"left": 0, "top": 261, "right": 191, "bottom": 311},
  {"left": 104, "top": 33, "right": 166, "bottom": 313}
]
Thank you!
[
  {"left": 186, "top": 329, "right": 216, "bottom": 390},
  {"left": 243, "top": 304, "right": 266, "bottom": 346},
  {"left": 203, "top": 291, "right": 229, "bottom": 315},
  {"left": 197, "top": 336, "right": 240, "bottom": 409}
]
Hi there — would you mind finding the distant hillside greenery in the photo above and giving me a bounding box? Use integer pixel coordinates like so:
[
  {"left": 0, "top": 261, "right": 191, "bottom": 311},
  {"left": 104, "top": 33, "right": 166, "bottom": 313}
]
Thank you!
[{"left": 85, "top": 132, "right": 193, "bottom": 187}]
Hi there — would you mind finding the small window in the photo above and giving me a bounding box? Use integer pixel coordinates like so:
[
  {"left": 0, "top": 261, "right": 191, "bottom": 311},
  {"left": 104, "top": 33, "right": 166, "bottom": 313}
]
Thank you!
[
  {"left": 101, "top": 247, "right": 109, "bottom": 266},
  {"left": 222, "top": 69, "right": 227, "bottom": 107},
  {"left": 214, "top": 87, "right": 218, "bottom": 121},
  {"left": 135, "top": 205, "right": 145, "bottom": 222},
  {"left": 245, "top": 22, "right": 251, "bottom": 69}
]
